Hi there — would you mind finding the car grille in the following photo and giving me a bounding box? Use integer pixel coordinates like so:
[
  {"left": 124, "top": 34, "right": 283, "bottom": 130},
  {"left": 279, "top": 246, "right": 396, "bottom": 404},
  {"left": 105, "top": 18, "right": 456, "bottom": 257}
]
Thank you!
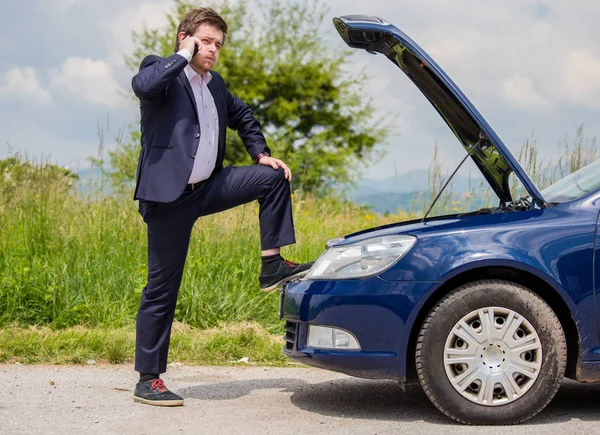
[{"left": 283, "top": 321, "right": 298, "bottom": 354}]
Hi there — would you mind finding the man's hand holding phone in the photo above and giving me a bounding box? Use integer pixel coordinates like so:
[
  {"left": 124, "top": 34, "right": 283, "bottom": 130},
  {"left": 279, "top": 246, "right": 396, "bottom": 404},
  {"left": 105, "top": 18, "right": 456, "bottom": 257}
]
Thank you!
[{"left": 180, "top": 35, "right": 201, "bottom": 58}]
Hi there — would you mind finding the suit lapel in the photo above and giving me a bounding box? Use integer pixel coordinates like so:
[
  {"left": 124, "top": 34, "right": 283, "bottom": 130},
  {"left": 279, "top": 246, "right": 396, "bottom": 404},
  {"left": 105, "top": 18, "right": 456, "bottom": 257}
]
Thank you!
[
  {"left": 179, "top": 72, "right": 198, "bottom": 116},
  {"left": 207, "top": 78, "right": 226, "bottom": 130},
  {"left": 208, "top": 78, "right": 227, "bottom": 162}
]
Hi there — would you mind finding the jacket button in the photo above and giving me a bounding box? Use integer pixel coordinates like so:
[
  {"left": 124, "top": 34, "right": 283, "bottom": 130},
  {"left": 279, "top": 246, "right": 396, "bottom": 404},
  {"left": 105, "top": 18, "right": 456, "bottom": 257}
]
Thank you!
[
  {"left": 195, "top": 133, "right": 200, "bottom": 138},
  {"left": 191, "top": 153, "right": 196, "bottom": 159}
]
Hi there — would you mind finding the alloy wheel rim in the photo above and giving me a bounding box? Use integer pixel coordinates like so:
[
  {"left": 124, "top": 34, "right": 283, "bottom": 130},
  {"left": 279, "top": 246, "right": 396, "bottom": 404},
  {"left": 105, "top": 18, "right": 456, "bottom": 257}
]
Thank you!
[{"left": 443, "top": 306, "right": 542, "bottom": 406}]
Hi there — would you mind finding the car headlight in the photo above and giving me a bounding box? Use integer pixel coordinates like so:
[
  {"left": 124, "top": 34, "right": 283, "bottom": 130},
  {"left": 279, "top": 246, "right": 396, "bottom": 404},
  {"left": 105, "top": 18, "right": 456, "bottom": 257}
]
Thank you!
[{"left": 306, "top": 235, "right": 416, "bottom": 279}]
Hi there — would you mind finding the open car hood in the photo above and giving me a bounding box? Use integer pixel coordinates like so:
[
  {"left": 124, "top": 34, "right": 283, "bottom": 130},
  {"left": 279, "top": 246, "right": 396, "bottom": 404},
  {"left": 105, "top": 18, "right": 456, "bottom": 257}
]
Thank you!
[{"left": 334, "top": 15, "right": 546, "bottom": 207}]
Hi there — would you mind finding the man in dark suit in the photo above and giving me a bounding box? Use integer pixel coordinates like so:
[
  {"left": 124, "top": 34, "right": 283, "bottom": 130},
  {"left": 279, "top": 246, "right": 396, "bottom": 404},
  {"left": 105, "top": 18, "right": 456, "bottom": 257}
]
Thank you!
[{"left": 131, "top": 7, "right": 312, "bottom": 407}]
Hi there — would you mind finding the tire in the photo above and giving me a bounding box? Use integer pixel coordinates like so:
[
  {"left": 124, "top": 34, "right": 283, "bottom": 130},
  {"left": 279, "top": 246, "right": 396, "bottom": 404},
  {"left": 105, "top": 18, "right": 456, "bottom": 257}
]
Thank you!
[{"left": 415, "top": 280, "right": 567, "bottom": 425}]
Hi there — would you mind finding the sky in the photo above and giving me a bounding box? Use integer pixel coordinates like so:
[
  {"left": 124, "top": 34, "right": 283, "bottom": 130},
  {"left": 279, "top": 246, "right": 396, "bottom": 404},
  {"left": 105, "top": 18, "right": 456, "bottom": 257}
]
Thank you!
[{"left": 1, "top": 0, "right": 599, "bottom": 181}]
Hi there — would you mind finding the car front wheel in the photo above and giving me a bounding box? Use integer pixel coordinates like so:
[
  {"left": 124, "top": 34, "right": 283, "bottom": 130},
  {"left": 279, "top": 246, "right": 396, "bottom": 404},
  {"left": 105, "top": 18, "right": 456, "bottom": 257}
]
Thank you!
[{"left": 415, "top": 280, "right": 567, "bottom": 425}]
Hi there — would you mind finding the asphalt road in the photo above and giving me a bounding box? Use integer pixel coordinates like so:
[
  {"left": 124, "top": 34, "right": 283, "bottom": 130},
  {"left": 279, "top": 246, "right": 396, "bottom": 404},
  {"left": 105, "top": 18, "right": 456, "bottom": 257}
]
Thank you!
[{"left": 2, "top": 364, "right": 600, "bottom": 434}]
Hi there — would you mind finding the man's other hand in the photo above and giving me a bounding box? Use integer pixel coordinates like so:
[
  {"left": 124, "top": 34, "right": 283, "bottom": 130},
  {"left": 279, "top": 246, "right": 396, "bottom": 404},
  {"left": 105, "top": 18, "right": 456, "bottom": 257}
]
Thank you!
[{"left": 258, "top": 156, "right": 292, "bottom": 182}]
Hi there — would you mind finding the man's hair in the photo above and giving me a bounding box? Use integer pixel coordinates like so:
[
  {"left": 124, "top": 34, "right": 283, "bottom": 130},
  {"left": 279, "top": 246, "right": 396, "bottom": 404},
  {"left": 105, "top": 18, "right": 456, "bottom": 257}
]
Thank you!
[{"left": 174, "top": 7, "right": 228, "bottom": 53}]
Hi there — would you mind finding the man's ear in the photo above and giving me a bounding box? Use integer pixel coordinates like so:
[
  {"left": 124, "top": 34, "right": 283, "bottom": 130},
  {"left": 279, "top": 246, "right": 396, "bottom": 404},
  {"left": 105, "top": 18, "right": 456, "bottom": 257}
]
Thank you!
[{"left": 177, "top": 31, "right": 188, "bottom": 42}]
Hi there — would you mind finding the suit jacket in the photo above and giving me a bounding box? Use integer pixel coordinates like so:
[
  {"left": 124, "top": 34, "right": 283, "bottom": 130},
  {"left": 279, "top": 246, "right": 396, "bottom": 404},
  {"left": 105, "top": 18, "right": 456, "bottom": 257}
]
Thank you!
[{"left": 131, "top": 53, "right": 270, "bottom": 202}]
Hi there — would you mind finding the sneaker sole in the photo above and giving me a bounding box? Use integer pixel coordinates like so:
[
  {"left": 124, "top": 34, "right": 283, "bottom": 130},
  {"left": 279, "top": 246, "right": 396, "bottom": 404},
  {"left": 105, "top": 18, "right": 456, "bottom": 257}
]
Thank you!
[
  {"left": 260, "top": 269, "right": 310, "bottom": 293},
  {"left": 133, "top": 395, "right": 184, "bottom": 407}
]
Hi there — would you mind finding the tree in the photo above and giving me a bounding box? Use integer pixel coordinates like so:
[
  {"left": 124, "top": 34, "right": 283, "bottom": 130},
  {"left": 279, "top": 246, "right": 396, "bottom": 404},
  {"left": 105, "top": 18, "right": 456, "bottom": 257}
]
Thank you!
[{"left": 110, "top": 0, "right": 390, "bottom": 194}]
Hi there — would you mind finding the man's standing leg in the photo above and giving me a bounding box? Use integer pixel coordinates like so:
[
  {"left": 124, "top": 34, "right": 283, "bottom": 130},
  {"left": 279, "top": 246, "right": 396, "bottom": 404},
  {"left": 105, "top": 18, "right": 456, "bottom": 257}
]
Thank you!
[{"left": 133, "top": 199, "right": 195, "bottom": 407}]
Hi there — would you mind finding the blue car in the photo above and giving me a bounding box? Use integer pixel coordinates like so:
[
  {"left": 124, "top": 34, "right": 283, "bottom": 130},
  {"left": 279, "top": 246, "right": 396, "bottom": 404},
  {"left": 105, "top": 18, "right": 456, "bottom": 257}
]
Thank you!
[{"left": 281, "top": 15, "right": 600, "bottom": 425}]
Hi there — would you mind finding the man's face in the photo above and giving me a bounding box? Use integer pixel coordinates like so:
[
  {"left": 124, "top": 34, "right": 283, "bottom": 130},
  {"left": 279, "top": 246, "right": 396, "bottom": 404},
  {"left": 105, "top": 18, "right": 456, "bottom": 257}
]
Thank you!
[{"left": 189, "top": 23, "right": 224, "bottom": 73}]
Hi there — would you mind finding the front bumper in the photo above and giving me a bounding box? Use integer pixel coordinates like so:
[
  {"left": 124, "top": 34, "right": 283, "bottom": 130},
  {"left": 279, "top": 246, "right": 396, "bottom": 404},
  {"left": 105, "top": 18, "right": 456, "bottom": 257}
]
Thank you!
[{"left": 280, "top": 277, "right": 439, "bottom": 381}]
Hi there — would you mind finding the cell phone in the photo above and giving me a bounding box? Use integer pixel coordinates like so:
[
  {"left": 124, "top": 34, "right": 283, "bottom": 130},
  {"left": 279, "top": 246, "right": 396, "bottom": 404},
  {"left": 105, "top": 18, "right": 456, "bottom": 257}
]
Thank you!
[{"left": 187, "top": 34, "right": 199, "bottom": 57}]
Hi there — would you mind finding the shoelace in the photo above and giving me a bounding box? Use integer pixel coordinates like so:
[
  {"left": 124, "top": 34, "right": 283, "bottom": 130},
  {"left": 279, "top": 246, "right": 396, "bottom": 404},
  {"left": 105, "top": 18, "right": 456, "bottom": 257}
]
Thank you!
[{"left": 150, "top": 379, "right": 168, "bottom": 393}]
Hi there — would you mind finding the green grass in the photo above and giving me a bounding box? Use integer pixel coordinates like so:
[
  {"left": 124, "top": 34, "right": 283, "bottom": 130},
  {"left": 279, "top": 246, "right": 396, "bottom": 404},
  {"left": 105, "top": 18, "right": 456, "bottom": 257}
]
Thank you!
[
  {"left": 0, "top": 322, "right": 293, "bottom": 366},
  {"left": 0, "top": 125, "right": 596, "bottom": 338},
  {"left": 0, "top": 158, "right": 405, "bottom": 331}
]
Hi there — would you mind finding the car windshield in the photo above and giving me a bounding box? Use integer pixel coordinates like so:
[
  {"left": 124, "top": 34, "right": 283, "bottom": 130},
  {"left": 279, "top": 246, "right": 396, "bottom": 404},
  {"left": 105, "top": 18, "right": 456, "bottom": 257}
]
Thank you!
[{"left": 541, "top": 158, "right": 600, "bottom": 203}]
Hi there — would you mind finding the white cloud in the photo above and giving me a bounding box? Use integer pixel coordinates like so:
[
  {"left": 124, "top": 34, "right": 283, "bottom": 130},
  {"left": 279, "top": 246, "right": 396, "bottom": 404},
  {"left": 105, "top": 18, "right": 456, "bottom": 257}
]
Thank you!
[
  {"left": 0, "top": 67, "right": 52, "bottom": 104},
  {"left": 427, "top": 36, "right": 475, "bottom": 72},
  {"left": 3, "top": 0, "right": 600, "bottom": 178},
  {"left": 500, "top": 75, "right": 552, "bottom": 110},
  {"left": 563, "top": 49, "right": 600, "bottom": 108},
  {"left": 50, "top": 57, "right": 122, "bottom": 107},
  {"left": 52, "top": 0, "right": 86, "bottom": 11},
  {"left": 103, "top": 0, "right": 245, "bottom": 68},
  {"left": 103, "top": 0, "right": 172, "bottom": 68}
]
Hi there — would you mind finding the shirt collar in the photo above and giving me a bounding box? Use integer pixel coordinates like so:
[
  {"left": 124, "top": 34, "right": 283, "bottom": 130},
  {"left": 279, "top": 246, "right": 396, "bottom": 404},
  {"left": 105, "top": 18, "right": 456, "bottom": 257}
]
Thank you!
[{"left": 184, "top": 65, "right": 212, "bottom": 85}]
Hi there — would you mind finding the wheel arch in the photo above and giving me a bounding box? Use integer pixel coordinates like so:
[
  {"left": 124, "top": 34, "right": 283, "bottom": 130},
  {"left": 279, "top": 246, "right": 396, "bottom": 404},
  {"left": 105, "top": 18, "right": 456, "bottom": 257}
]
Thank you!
[{"left": 405, "top": 265, "right": 580, "bottom": 382}]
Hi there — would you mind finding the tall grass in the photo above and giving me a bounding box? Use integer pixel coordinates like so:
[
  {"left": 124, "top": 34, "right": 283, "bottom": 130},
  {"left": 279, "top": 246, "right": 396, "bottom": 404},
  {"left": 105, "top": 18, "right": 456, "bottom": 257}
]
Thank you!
[
  {"left": 426, "top": 124, "right": 597, "bottom": 214},
  {"left": 1, "top": 125, "right": 596, "bottom": 332},
  {"left": 0, "top": 157, "right": 402, "bottom": 331}
]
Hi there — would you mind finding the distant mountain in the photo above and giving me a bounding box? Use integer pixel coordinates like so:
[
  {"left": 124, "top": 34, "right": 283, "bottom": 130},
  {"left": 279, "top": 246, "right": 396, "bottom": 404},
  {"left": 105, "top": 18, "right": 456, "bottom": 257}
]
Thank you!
[
  {"left": 353, "top": 169, "right": 486, "bottom": 193},
  {"left": 346, "top": 169, "right": 490, "bottom": 214},
  {"left": 351, "top": 190, "right": 493, "bottom": 215},
  {"left": 75, "top": 167, "right": 493, "bottom": 214},
  {"left": 77, "top": 167, "right": 103, "bottom": 183},
  {"left": 76, "top": 166, "right": 112, "bottom": 195},
  {"left": 353, "top": 191, "right": 426, "bottom": 215}
]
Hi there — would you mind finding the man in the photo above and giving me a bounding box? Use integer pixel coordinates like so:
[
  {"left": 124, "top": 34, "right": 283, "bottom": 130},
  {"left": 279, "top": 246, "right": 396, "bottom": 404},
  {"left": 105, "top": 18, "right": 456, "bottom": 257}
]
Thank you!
[{"left": 131, "top": 7, "right": 312, "bottom": 407}]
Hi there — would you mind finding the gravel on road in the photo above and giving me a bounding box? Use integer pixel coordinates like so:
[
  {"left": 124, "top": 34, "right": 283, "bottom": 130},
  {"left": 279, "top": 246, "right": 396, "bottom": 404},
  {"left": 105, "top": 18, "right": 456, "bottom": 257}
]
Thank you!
[{"left": 2, "top": 364, "right": 600, "bottom": 434}]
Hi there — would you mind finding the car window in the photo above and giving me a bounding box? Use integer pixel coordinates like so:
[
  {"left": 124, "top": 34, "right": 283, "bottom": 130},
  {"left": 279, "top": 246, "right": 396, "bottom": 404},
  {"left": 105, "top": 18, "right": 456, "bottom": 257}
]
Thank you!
[{"left": 541, "top": 158, "right": 600, "bottom": 203}]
